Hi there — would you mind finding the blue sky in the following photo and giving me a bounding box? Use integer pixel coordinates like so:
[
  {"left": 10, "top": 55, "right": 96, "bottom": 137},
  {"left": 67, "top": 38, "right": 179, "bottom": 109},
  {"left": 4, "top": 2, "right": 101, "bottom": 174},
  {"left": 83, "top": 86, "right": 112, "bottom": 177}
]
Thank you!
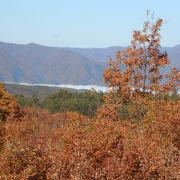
[{"left": 0, "top": 0, "right": 180, "bottom": 47}]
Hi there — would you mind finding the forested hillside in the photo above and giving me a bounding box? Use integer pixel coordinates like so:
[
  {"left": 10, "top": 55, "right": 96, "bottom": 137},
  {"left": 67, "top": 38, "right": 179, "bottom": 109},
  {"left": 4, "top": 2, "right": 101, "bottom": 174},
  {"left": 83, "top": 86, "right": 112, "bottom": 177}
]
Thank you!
[
  {"left": 0, "top": 42, "right": 105, "bottom": 85},
  {"left": 0, "top": 41, "right": 179, "bottom": 85},
  {"left": 5, "top": 83, "right": 82, "bottom": 99}
]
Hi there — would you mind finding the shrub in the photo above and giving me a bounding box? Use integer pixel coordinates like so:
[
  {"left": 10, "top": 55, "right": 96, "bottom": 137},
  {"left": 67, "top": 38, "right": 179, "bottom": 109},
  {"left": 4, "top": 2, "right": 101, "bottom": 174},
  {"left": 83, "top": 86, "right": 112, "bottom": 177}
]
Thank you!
[{"left": 0, "top": 83, "right": 22, "bottom": 121}]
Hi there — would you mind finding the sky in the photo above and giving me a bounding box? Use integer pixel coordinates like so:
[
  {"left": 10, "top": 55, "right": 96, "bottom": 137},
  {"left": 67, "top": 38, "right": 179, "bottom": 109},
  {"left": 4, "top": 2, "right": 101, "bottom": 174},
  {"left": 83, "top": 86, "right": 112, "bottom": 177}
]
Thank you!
[{"left": 0, "top": 0, "right": 180, "bottom": 48}]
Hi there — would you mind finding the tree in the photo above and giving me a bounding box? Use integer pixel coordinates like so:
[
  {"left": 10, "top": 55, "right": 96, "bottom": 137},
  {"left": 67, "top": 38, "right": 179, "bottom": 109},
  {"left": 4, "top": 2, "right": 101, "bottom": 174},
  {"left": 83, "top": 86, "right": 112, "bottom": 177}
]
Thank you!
[
  {"left": 0, "top": 83, "right": 21, "bottom": 121},
  {"left": 97, "top": 15, "right": 180, "bottom": 121}
]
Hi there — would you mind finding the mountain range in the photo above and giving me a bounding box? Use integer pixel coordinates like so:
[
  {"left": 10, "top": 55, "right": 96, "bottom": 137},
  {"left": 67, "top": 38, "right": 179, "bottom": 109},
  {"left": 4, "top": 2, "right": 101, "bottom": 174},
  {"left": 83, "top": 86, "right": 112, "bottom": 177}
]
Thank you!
[{"left": 0, "top": 41, "right": 179, "bottom": 85}]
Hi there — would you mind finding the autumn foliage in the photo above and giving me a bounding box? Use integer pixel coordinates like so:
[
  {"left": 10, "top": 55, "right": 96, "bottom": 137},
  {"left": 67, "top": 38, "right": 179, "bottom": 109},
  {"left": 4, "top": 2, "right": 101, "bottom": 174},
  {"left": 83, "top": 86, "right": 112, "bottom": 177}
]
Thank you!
[
  {"left": 0, "top": 104, "right": 179, "bottom": 179},
  {"left": 97, "top": 17, "right": 180, "bottom": 121},
  {"left": 0, "top": 83, "right": 22, "bottom": 121},
  {"left": 0, "top": 16, "right": 180, "bottom": 179}
]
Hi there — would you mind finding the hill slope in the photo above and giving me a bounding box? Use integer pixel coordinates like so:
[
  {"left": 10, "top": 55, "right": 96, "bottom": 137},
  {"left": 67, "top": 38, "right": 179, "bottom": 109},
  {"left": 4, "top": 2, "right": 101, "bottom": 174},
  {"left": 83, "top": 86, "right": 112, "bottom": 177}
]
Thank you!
[
  {"left": 67, "top": 46, "right": 180, "bottom": 70},
  {"left": 0, "top": 42, "right": 105, "bottom": 85},
  {"left": 0, "top": 41, "right": 179, "bottom": 85}
]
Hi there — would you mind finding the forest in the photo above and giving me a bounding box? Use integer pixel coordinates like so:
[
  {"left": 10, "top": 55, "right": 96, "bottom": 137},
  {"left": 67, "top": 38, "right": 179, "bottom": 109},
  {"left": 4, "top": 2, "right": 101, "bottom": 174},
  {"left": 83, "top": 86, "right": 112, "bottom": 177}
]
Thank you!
[
  {"left": 0, "top": 17, "right": 180, "bottom": 179},
  {"left": 16, "top": 90, "right": 104, "bottom": 117}
]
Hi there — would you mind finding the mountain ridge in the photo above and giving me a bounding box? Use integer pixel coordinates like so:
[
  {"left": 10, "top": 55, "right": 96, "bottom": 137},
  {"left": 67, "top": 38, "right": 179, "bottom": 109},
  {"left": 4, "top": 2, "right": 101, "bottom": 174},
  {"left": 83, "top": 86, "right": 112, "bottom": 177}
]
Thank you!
[
  {"left": 0, "top": 41, "right": 179, "bottom": 85},
  {"left": 0, "top": 41, "right": 105, "bottom": 85}
]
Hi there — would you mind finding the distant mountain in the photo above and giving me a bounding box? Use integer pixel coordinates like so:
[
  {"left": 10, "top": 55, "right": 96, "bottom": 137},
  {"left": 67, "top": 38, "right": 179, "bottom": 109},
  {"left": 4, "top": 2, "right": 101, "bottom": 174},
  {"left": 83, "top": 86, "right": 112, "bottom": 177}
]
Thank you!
[
  {"left": 0, "top": 41, "right": 179, "bottom": 85},
  {"left": 65, "top": 46, "right": 125, "bottom": 62},
  {"left": 67, "top": 46, "right": 180, "bottom": 70},
  {"left": 0, "top": 42, "right": 105, "bottom": 85},
  {"left": 163, "top": 44, "right": 180, "bottom": 70}
]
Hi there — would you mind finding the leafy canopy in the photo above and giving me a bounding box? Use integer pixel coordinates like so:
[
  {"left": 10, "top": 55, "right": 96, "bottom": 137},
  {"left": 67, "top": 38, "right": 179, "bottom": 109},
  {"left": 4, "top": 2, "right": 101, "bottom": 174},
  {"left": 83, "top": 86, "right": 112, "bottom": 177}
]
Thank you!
[{"left": 98, "top": 16, "right": 180, "bottom": 121}]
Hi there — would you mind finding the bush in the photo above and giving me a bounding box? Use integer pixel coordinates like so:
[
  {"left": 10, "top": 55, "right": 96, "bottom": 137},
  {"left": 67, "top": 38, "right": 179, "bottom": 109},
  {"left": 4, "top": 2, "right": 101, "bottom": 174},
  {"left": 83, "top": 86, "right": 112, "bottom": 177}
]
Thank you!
[
  {"left": 0, "top": 83, "right": 22, "bottom": 121},
  {"left": 0, "top": 105, "right": 179, "bottom": 179},
  {"left": 41, "top": 90, "right": 103, "bottom": 117}
]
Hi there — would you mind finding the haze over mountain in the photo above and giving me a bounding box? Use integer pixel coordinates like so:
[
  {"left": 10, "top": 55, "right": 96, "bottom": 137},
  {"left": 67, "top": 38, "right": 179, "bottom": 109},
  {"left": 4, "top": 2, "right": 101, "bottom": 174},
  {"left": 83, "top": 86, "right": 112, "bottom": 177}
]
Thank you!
[
  {"left": 0, "top": 42, "right": 105, "bottom": 85},
  {"left": 68, "top": 46, "right": 180, "bottom": 68},
  {"left": 0, "top": 41, "right": 179, "bottom": 85}
]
